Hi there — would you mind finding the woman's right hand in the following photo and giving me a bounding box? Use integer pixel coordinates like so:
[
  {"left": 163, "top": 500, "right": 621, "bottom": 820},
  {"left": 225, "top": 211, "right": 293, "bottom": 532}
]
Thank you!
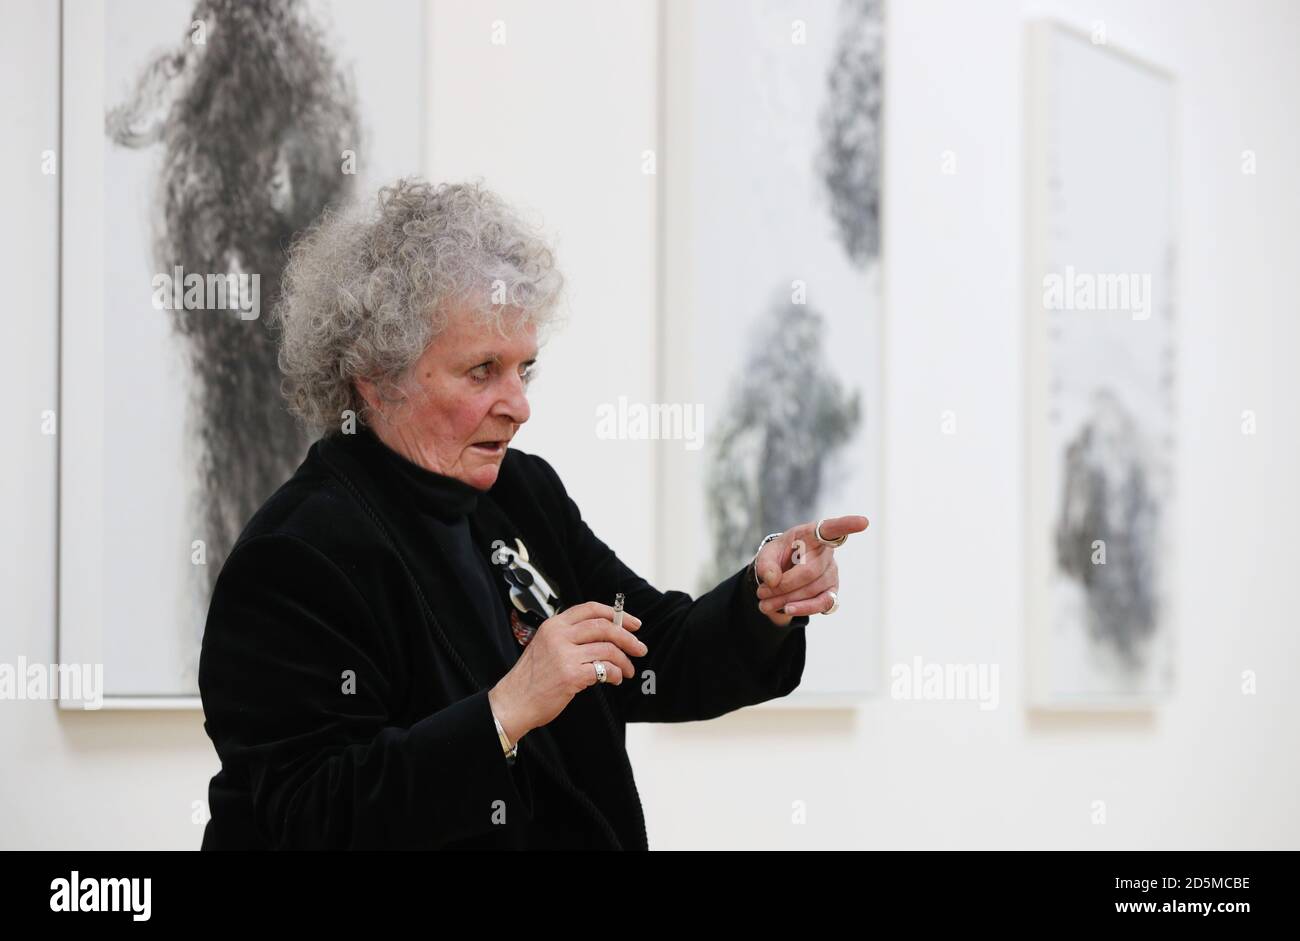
[{"left": 488, "top": 600, "right": 647, "bottom": 746}]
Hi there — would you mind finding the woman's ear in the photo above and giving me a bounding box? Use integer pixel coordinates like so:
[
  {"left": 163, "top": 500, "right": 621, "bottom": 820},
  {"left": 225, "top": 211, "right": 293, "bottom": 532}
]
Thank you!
[
  {"left": 354, "top": 377, "right": 377, "bottom": 406},
  {"left": 354, "top": 377, "right": 385, "bottom": 425}
]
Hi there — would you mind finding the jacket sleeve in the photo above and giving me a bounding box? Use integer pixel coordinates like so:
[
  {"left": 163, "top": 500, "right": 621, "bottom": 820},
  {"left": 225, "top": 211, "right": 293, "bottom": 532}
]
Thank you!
[
  {"left": 528, "top": 455, "right": 808, "bottom": 723},
  {"left": 198, "top": 533, "right": 533, "bottom": 849}
]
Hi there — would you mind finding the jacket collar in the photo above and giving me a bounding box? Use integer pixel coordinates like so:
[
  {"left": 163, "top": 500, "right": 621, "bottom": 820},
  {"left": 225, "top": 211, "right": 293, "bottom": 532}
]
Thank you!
[
  {"left": 317, "top": 427, "right": 520, "bottom": 688},
  {"left": 348, "top": 424, "right": 485, "bottom": 522}
]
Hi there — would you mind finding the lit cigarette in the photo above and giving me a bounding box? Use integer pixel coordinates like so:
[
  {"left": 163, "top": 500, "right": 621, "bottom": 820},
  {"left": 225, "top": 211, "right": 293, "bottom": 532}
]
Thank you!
[{"left": 613, "top": 592, "right": 625, "bottom": 630}]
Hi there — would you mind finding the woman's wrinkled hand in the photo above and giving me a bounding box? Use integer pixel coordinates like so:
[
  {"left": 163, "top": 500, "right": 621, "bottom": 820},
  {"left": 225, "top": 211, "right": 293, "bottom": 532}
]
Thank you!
[
  {"left": 752, "top": 515, "right": 869, "bottom": 627},
  {"left": 488, "top": 600, "right": 647, "bottom": 745}
]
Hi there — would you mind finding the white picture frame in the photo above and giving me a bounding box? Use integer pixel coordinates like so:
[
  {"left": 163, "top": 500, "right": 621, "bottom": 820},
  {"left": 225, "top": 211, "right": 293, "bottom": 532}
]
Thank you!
[
  {"left": 58, "top": 0, "right": 430, "bottom": 709},
  {"left": 1024, "top": 20, "right": 1179, "bottom": 710},
  {"left": 658, "top": 0, "right": 885, "bottom": 707}
]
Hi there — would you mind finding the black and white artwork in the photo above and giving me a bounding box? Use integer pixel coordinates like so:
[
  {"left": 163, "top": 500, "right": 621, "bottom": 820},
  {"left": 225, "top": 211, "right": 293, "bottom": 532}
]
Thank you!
[
  {"left": 60, "top": 0, "right": 426, "bottom": 703},
  {"left": 106, "top": 0, "right": 361, "bottom": 610},
  {"left": 1025, "top": 22, "right": 1177, "bottom": 707},
  {"left": 661, "top": 0, "right": 883, "bottom": 701}
]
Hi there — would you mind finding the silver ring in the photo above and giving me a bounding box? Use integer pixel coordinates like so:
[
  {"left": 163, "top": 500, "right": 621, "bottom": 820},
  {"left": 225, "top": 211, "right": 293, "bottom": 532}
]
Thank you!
[
  {"left": 822, "top": 590, "right": 840, "bottom": 615},
  {"left": 593, "top": 661, "right": 608, "bottom": 684},
  {"left": 815, "top": 519, "right": 847, "bottom": 548}
]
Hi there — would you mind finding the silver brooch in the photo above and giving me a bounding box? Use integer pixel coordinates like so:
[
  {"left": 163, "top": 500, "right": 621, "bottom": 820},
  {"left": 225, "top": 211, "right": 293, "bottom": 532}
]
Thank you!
[{"left": 490, "top": 537, "right": 561, "bottom": 646}]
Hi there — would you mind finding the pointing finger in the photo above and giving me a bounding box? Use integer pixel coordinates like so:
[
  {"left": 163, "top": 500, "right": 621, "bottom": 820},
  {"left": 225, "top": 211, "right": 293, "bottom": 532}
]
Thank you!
[{"left": 815, "top": 515, "right": 869, "bottom": 543}]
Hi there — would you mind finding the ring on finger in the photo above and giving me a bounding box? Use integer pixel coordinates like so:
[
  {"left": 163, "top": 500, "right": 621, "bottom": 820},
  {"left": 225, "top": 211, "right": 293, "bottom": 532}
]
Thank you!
[
  {"left": 773, "top": 574, "right": 835, "bottom": 614},
  {"left": 593, "top": 661, "right": 608, "bottom": 684},
  {"left": 815, "top": 519, "right": 848, "bottom": 548},
  {"left": 822, "top": 590, "right": 840, "bottom": 616}
]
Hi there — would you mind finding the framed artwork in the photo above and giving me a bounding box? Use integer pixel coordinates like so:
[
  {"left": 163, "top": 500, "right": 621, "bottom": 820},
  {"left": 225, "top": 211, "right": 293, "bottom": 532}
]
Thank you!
[
  {"left": 659, "top": 0, "right": 884, "bottom": 704},
  {"left": 59, "top": 0, "right": 428, "bottom": 707},
  {"left": 1024, "top": 21, "right": 1178, "bottom": 708}
]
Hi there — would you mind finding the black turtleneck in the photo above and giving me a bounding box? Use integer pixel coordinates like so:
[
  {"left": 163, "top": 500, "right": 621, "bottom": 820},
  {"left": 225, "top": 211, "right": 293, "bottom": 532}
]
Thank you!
[
  {"left": 356, "top": 426, "right": 520, "bottom": 670},
  {"left": 362, "top": 427, "right": 482, "bottom": 520},
  {"left": 350, "top": 427, "right": 595, "bottom": 846}
]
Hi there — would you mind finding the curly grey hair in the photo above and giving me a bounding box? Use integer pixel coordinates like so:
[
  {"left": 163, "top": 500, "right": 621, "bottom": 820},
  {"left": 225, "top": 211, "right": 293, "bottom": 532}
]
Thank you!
[{"left": 273, "top": 176, "right": 566, "bottom": 436}]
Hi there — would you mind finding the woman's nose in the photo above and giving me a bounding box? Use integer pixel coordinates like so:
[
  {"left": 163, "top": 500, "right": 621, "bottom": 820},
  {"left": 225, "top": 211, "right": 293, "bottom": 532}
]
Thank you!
[{"left": 500, "top": 374, "right": 531, "bottom": 425}]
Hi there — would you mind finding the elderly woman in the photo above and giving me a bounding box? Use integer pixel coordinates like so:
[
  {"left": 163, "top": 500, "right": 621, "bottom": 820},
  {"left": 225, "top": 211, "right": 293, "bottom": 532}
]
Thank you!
[{"left": 198, "top": 178, "right": 867, "bottom": 850}]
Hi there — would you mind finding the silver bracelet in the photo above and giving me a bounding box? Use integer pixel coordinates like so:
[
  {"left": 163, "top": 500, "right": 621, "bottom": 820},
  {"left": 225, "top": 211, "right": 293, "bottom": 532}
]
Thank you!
[
  {"left": 492, "top": 711, "right": 518, "bottom": 762},
  {"left": 750, "top": 531, "right": 784, "bottom": 583}
]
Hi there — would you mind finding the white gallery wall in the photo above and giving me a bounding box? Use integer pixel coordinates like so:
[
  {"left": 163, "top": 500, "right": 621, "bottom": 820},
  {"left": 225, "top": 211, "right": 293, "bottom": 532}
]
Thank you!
[{"left": 1, "top": 0, "right": 1296, "bottom": 849}]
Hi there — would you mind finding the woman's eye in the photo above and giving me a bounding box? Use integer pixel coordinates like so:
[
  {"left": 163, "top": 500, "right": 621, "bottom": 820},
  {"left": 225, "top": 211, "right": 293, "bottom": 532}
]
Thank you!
[{"left": 470, "top": 362, "right": 536, "bottom": 385}]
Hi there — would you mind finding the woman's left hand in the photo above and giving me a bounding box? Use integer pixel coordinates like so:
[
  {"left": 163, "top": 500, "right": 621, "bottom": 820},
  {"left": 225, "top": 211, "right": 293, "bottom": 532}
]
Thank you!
[{"left": 753, "top": 515, "right": 869, "bottom": 627}]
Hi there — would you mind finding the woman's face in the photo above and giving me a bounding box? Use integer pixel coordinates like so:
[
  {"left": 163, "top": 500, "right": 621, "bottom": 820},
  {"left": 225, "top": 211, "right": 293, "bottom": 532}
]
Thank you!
[{"left": 359, "top": 304, "right": 538, "bottom": 490}]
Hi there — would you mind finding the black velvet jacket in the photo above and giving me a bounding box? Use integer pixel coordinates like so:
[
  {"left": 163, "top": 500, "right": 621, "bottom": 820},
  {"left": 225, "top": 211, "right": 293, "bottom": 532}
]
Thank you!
[{"left": 198, "top": 427, "right": 808, "bottom": 850}]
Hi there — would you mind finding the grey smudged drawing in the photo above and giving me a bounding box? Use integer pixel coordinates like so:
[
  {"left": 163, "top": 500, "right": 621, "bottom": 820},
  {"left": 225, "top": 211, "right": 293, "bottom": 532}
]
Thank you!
[
  {"left": 106, "top": 0, "right": 360, "bottom": 609},
  {"left": 1054, "top": 388, "right": 1161, "bottom": 672}
]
